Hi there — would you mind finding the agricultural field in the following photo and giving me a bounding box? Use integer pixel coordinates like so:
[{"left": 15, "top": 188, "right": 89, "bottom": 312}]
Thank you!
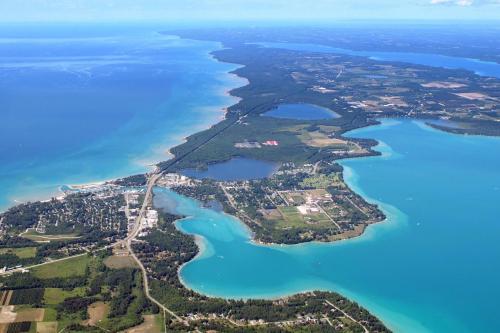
[
  {"left": 31, "top": 255, "right": 90, "bottom": 279},
  {"left": 36, "top": 321, "right": 57, "bottom": 333},
  {"left": 0, "top": 248, "right": 36, "bottom": 259},
  {"left": 0, "top": 306, "right": 44, "bottom": 326},
  {"left": 43, "top": 288, "right": 85, "bottom": 305},
  {"left": 123, "top": 314, "right": 162, "bottom": 333},
  {"left": 0, "top": 251, "right": 155, "bottom": 333},
  {"left": 103, "top": 255, "right": 138, "bottom": 269}
]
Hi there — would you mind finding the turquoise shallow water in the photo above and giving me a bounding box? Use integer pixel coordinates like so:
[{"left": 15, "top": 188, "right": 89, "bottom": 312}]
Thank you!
[
  {"left": 0, "top": 25, "right": 244, "bottom": 210},
  {"left": 155, "top": 119, "right": 500, "bottom": 333}
]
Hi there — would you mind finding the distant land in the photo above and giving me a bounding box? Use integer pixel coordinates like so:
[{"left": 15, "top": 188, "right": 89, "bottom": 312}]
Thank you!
[{"left": 0, "top": 24, "right": 499, "bottom": 333}]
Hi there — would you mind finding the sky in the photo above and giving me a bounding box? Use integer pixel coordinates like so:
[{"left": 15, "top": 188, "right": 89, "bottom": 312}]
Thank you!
[{"left": 0, "top": 0, "right": 499, "bottom": 23}]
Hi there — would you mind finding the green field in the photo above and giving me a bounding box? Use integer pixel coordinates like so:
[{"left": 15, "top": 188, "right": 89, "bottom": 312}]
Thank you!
[
  {"left": 277, "top": 206, "right": 304, "bottom": 227},
  {"left": 300, "top": 173, "right": 343, "bottom": 189},
  {"left": 31, "top": 255, "right": 90, "bottom": 279},
  {"left": 43, "top": 287, "right": 86, "bottom": 305},
  {"left": 275, "top": 206, "right": 331, "bottom": 229},
  {"left": 21, "top": 230, "right": 81, "bottom": 242},
  {"left": 0, "top": 247, "right": 37, "bottom": 259},
  {"left": 43, "top": 308, "right": 58, "bottom": 321}
]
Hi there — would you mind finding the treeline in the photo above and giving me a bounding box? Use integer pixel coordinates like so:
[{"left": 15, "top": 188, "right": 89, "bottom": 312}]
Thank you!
[
  {"left": 133, "top": 211, "right": 196, "bottom": 289},
  {"left": 0, "top": 236, "right": 37, "bottom": 249},
  {"left": 9, "top": 288, "right": 44, "bottom": 306},
  {"left": 112, "top": 174, "right": 147, "bottom": 187},
  {"left": 0, "top": 272, "right": 87, "bottom": 290},
  {"left": 0, "top": 228, "right": 124, "bottom": 269},
  {"left": 0, "top": 257, "right": 153, "bottom": 332}
]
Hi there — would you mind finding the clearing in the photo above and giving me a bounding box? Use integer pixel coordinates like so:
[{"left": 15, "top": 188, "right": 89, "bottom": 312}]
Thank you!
[
  {"left": 21, "top": 230, "right": 81, "bottom": 243},
  {"left": 122, "top": 315, "right": 162, "bottom": 333},
  {"left": 0, "top": 247, "right": 36, "bottom": 259},
  {"left": 36, "top": 321, "right": 57, "bottom": 333},
  {"left": 31, "top": 255, "right": 90, "bottom": 279},
  {"left": 299, "top": 130, "right": 350, "bottom": 148},
  {"left": 43, "top": 287, "right": 85, "bottom": 305},
  {"left": 104, "top": 255, "right": 138, "bottom": 269},
  {"left": 83, "top": 302, "right": 108, "bottom": 327},
  {"left": 0, "top": 306, "right": 44, "bottom": 324}
]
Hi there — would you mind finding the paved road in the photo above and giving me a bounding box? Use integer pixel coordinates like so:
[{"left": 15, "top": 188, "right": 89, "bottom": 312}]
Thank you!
[
  {"left": 325, "top": 299, "right": 369, "bottom": 333},
  {"left": 124, "top": 172, "right": 186, "bottom": 324}
]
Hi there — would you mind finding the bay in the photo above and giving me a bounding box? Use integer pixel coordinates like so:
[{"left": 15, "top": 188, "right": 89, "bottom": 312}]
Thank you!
[
  {"left": 255, "top": 42, "right": 500, "bottom": 78},
  {"left": 155, "top": 119, "right": 500, "bottom": 333}
]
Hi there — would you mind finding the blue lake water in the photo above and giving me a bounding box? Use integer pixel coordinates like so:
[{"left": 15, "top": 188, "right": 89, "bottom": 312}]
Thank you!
[
  {"left": 256, "top": 42, "right": 500, "bottom": 78},
  {"left": 181, "top": 157, "right": 279, "bottom": 181},
  {"left": 0, "top": 25, "right": 245, "bottom": 210},
  {"left": 155, "top": 119, "right": 500, "bottom": 333},
  {"left": 263, "top": 103, "right": 340, "bottom": 120}
]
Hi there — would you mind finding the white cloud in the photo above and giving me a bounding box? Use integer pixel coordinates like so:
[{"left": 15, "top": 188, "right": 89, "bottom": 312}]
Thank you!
[
  {"left": 430, "top": 0, "right": 473, "bottom": 5},
  {"left": 430, "top": 0, "right": 500, "bottom": 5}
]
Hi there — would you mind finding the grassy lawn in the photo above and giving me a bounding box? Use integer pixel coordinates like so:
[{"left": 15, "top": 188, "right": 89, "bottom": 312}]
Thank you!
[
  {"left": 303, "top": 213, "right": 332, "bottom": 226},
  {"left": 31, "top": 255, "right": 90, "bottom": 279},
  {"left": 276, "top": 206, "right": 305, "bottom": 227},
  {"left": 276, "top": 206, "right": 332, "bottom": 229},
  {"left": 42, "top": 308, "right": 58, "bottom": 321},
  {"left": 298, "top": 130, "right": 350, "bottom": 148},
  {"left": 43, "top": 288, "right": 85, "bottom": 305},
  {"left": 21, "top": 230, "right": 81, "bottom": 243},
  {"left": 300, "top": 173, "right": 343, "bottom": 189},
  {"left": 0, "top": 247, "right": 37, "bottom": 259}
]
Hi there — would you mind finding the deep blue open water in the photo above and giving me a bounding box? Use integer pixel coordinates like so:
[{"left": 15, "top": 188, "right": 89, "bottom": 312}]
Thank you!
[
  {"left": 155, "top": 119, "right": 500, "bottom": 333},
  {"left": 0, "top": 24, "right": 245, "bottom": 210}
]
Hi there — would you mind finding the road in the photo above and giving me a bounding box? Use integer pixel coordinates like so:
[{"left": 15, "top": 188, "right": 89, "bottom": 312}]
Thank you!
[
  {"left": 124, "top": 172, "right": 187, "bottom": 324},
  {"left": 0, "top": 251, "right": 91, "bottom": 276},
  {"left": 325, "top": 300, "right": 369, "bottom": 333},
  {"left": 1, "top": 171, "right": 187, "bottom": 329}
]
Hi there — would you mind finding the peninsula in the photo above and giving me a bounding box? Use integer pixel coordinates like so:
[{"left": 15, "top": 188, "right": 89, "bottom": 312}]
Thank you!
[{"left": 1, "top": 27, "right": 499, "bottom": 332}]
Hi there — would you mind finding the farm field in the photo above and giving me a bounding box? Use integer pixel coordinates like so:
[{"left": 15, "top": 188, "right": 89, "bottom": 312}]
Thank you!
[
  {"left": 43, "top": 288, "right": 85, "bottom": 305},
  {"left": 122, "top": 315, "right": 162, "bottom": 333},
  {"left": 0, "top": 247, "right": 36, "bottom": 259},
  {"left": 36, "top": 321, "right": 57, "bottom": 333},
  {"left": 0, "top": 250, "right": 154, "bottom": 333},
  {"left": 31, "top": 255, "right": 90, "bottom": 279},
  {"left": 104, "top": 255, "right": 138, "bottom": 269}
]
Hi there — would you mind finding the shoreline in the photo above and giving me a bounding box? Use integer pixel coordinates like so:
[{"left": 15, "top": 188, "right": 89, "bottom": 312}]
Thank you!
[
  {"left": 1, "top": 37, "right": 247, "bottom": 214},
  {"left": 167, "top": 175, "right": 408, "bottom": 332}
]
